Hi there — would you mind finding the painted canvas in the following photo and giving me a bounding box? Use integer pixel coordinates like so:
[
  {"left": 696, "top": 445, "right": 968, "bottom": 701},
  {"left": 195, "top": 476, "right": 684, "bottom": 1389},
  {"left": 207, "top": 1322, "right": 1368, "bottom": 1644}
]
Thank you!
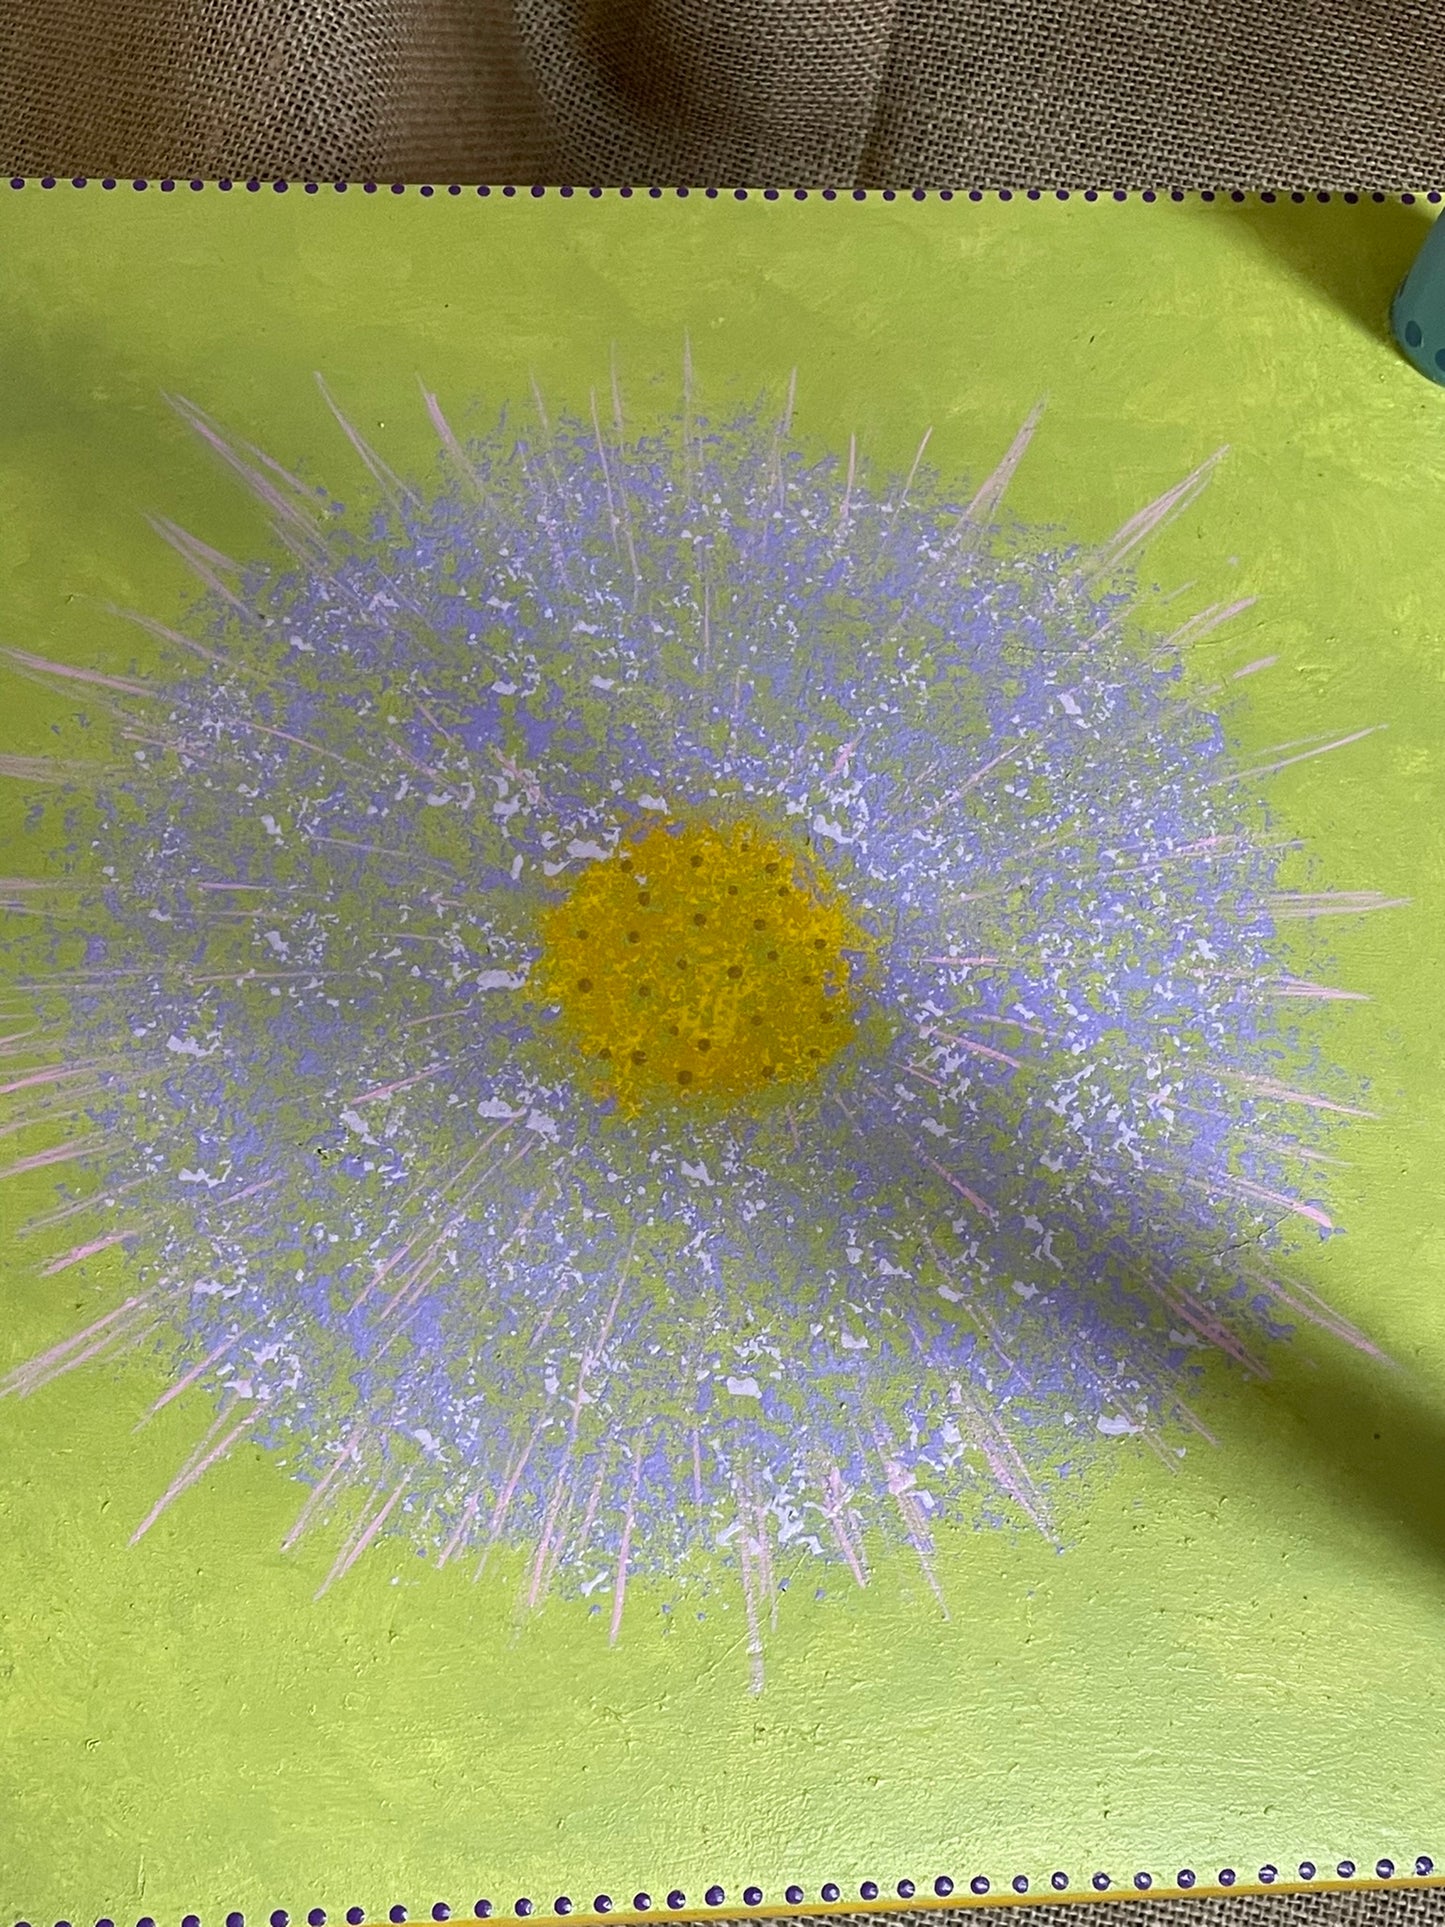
[{"left": 2, "top": 186, "right": 1444, "bottom": 1927}]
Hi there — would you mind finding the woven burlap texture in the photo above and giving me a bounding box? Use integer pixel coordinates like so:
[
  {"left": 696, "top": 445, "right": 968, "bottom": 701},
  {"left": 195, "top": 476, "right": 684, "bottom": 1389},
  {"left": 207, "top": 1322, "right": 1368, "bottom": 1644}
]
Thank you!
[{"left": 4, "top": 0, "right": 1445, "bottom": 188}]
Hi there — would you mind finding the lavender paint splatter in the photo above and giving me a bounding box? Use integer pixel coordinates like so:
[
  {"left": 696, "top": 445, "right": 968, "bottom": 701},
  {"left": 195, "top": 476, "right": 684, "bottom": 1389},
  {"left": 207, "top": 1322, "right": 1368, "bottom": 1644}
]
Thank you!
[{"left": 1, "top": 374, "right": 1392, "bottom": 1681}]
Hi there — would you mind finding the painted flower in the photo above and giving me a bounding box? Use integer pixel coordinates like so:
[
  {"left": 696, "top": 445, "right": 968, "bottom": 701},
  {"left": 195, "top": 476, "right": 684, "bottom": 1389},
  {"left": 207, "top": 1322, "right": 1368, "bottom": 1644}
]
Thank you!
[{"left": 2, "top": 372, "right": 1387, "bottom": 1681}]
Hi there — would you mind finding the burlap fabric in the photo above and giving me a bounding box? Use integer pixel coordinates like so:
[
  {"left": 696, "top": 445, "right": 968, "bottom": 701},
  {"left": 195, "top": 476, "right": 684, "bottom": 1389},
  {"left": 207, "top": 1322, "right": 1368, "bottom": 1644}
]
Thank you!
[
  {"left": 0, "top": 6, "right": 1439, "bottom": 1927},
  {"left": 2, "top": 0, "right": 1444, "bottom": 188}
]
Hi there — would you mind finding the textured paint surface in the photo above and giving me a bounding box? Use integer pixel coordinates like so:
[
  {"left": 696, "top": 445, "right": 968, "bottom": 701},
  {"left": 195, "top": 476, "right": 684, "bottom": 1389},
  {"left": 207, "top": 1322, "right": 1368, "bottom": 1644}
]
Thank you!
[{"left": 1, "top": 192, "right": 1444, "bottom": 1921}]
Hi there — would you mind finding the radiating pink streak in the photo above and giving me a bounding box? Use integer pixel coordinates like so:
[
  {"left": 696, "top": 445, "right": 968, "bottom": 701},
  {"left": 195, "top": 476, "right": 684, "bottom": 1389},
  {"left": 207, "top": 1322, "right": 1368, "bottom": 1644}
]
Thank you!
[
  {"left": 0, "top": 755, "right": 106, "bottom": 786},
  {"left": 1161, "top": 595, "right": 1258, "bottom": 653},
  {"left": 314, "top": 1470, "right": 414, "bottom": 1598},
  {"left": 388, "top": 737, "right": 447, "bottom": 784},
  {"left": 1268, "top": 892, "right": 1409, "bottom": 918},
  {"left": 1247, "top": 1272, "right": 1389, "bottom": 1362},
  {"left": 920, "top": 955, "right": 1005, "bottom": 967},
  {"left": 0, "top": 1061, "right": 94, "bottom": 1096},
  {"left": 873, "top": 1430, "right": 949, "bottom": 1617},
  {"left": 1267, "top": 978, "right": 1370, "bottom": 1001},
  {"left": 1, "top": 1296, "right": 148, "bottom": 1398},
  {"left": 0, "top": 1136, "right": 99, "bottom": 1181},
  {"left": 691, "top": 1427, "right": 704, "bottom": 1506},
  {"left": 421, "top": 384, "right": 483, "bottom": 494},
  {"left": 1222, "top": 1173, "right": 1333, "bottom": 1230},
  {"left": 309, "top": 833, "right": 457, "bottom": 878},
  {"left": 1223, "top": 1072, "right": 1377, "bottom": 1120},
  {"left": 921, "top": 1231, "right": 1015, "bottom": 1366},
  {"left": 129, "top": 1403, "right": 263, "bottom": 1544},
  {"left": 281, "top": 1425, "right": 366, "bottom": 1551},
  {"left": 921, "top": 741, "right": 1021, "bottom": 821},
  {"left": 922, "top": 1026, "right": 1025, "bottom": 1070},
  {"left": 961, "top": 399, "right": 1045, "bottom": 527},
  {"left": 141, "top": 1330, "right": 245, "bottom": 1423},
  {"left": 351, "top": 1058, "right": 452, "bottom": 1105},
  {"left": 1172, "top": 1399, "right": 1220, "bottom": 1447},
  {"left": 950, "top": 1385, "right": 1056, "bottom": 1541},
  {"left": 223, "top": 1173, "right": 285, "bottom": 1207},
  {"left": 957, "top": 1009, "right": 1049, "bottom": 1037},
  {"left": 437, "top": 1492, "right": 479, "bottom": 1568},
  {"left": 0, "top": 1027, "right": 40, "bottom": 1051},
  {"left": 0, "top": 644, "right": 150, "bottom": 696},
  {"left": 166, "top": 395, "right": 326, "bottom": 549},
  {"left": 0, "top": 1099, "right": 96, "bottom": 1146},
  {"left": 1093, "top": 449, "right": 1224, "bottom": 575},
  {"left": 910, "top": 1142, "right": 993, "bottom": 1219},
  {"left": 1232, "top": 655, "right": 1278, "bottom": 678},
  {"left": 576, "top": 1460, "right": 610, "bottom": 1557},
  {"left": 821, "top": 1464, "right": 868, "bottom": 1587},
  {"left": 474, "top": 1422, "right": 546, "bottom": 1579},
  {"left": 398, "top": 1006, "right": 473, "bottom": 1031},
  {"left": 1155, "top": 1280, "right": 1268, "bottom": 1379},
  {"left": 1218, "top": 722, "right": 1383, "bottom": 785},
  {"left": 108, "top": 607, "right": 235, "bottom": 674},
  {"left": 589, "top": 388, "right": 624, "bottom": 559},
  {"left": 527, "top": 1459, "right": 576, "bottom": 1610},
  {"left": 20, "top": 1173, "right": 149, "bottom": 1237},
  {"left": 837, "top": 431, "right": 857, "bottom": 530},
  {"left": 608, "top": 1454, "right": 645, "bottom": 1647},
  {"left": 39, "top": 1228, "right": 136, "bottom": 1276},
  {"left": 317, "top": 373, "right": 422, "bottom": 511},
  {"left": 380, "top": 1138, "right": 532, "bottom": 1324},
  {"left": 894, "top": 424, "right": 933, "bottom": 513},
  {"left": 146, "top": 517, "right": 256, "bottom": 622},
  {"left": 735, "top": 1512, "right": 767, "bottom": 1693},
  {"left": 352, "top": 1124, "right": 510, "bottom": 1312},
  {"left": 904, "top": 1062, "right": 945, "bottom": 1090}
]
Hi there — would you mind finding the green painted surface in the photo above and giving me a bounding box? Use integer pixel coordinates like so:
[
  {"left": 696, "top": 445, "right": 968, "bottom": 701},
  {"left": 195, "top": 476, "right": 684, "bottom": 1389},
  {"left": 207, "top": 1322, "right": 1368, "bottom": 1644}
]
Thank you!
[{"left": 2, "top": 190, "right": 1444, "bottom": 1919}]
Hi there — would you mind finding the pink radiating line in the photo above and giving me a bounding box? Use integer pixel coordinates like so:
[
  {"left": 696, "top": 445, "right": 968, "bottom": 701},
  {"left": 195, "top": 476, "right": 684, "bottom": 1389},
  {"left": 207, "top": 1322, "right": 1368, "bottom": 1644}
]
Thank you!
[
  {"left": 1248, "top": 1273, "right": 1389, "bottom": 1362},
  {"left": 922, "top": 954, "right": 1006, "bottom": 966},
  {"left": 167, "top": 395, "right": 325, "bottom": 547},
  {"left": 224, "top": 1173, "right": 285, "bottom": 1206},
  {"left": 310, "top": 833, "right": 457, "bottom": 877},
  {"left": 474, "top": 1423, "right": 545, "bottom": 1579},
  {"left": 1095, "top": 450, "right": 1224, "bottom": 575},
  {"left": 2, "top": 1296, "right": 147, "bottom": 1397},
  {"left": 316, "top": 374, "right": 421, "bottom": 510},
  {"left": 380, "top": 1138, "right": 531, "bottom": 1324},
  {"left": 0, "top": 1136, "right": 97, "bottom": 1180},
  {"left": 922, "top": 742, "right": 1021, "bottom": 821},
  {"left": 40, "top": 1228, "right": 134, "bottom": 1276},
  {"left": 924, "top": 1026, "right": 1027, "bottom": 1070},
  {"left": 691, "top": 1427, "right": 704, "bottom": 1506},
  {"left": 421, "top": 385, "right": 482, "bottom": 491},
  {"left": 1220, "top": 723, "right": 1383, "bottom": 785},
  {"left": 963, "top": 1400, "right": 1056, "bottom": 1542},
  {"left": 351, "top": 1058, "right": 451, "bottom": 1105},
  {"left": 147, "top": 518, "right": 255, "bottom": 621},
  {"left": 1269, "top": 893, "right": 1410, "bottom": 918},
  {"left": 527, "top": 1461, "right": 575, "bottom": 1609},
  {"left": 0, "top": 1062, "right": 92, "bottom": 1096},
  {"left": 894, "top": 424, "right": 933, "bottom": 512},
  {"left": 353, "top": 1124, "right": 511, "bottom": 1312},
  {"left": 1224, "top": 1174, "right": 1333, "bottom": 1230},
  {"left": 735, "top": 1511, "right": 767, "bottom": 1692},
  {"left": 142, "top": 1330, "right": 244, "bottom": 1421},
  {"left": 962, "top": 399, "right": 1045, "bottom": 527},
  {"left": 314, "top": 1471, "right": 413, "bottom": 1599},
  {"left": 1172, "top": 1399, "right": 1220, "bottom": 1447},
  {"left": 607, "top": 1454, "right": 645, "bottom": 1647},
  {"left": 916, "top": 1147, "right": 994, "bottom": 1218},
  {"left": 437, "top": 1491, "right": 479, "bottom": 1568},
  {"left": 1268, "top": 979, "right": 1369, "bottom": 1002},
  {"left": 129, "top": 1405, "right": 263, "bottom": 1544},
  {"left": 1158, "top": 1281, "right": 1268, "bottom": 1379},
  {"left": 1225, "top": 1073, "right": 1377, "bottom": 1120},
  {"left": 576, "top": 1459, "right": 609, "bottom": 1555},
  {"left": 822, "top": 1465, "right": 868, "bottom": 1587},
  {"left": 281, "top": 1425, "right": 366, "bottom": 1552},
  {"left": 1164, "top": 595, "right": 1258, "bottom": 651},
  {"left": 875, "top": 1436, "right": 949, "bottom": 1618},
  {"left": 1232, "top": 655, "right": 1278, "bottom": 678},
  {"left": 1, "top": 644, "right": 149, "bottom": 695}
]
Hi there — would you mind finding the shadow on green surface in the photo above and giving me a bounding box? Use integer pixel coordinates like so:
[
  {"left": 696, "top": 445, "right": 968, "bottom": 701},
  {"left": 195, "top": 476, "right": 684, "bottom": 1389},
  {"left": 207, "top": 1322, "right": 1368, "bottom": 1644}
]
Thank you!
[{"left": 1209, "top": 194, "right": 1434, "bottom": 346}]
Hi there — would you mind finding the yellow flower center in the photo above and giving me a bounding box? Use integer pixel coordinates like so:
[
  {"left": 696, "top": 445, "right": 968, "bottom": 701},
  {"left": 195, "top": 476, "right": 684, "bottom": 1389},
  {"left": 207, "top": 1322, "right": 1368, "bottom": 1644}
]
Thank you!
[{"left": 537, "top": 820, "right": 867, "bottom": 1114}]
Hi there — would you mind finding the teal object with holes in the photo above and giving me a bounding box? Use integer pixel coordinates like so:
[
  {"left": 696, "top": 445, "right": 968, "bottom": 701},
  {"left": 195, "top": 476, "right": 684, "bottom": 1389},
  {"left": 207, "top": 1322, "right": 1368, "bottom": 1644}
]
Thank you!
[{"left": 1392, "top": 210, "right": 1445, "bottom": 380}]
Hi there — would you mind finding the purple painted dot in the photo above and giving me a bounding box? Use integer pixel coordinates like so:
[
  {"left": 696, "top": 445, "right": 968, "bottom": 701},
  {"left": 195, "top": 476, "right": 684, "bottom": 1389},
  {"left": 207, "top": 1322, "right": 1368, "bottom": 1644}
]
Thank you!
[
  {"left": 72, "top": 176, "right": 87, "bottom": 186},
  {"left": 245, "top": 178, "right": 260, "bottom": 192},
  {"left": 449, "top": 183, "right": 463, "bottom": 195},
  {"left": 821, "top": 188, "right": 836, "bottom": 201},
  {"left": 784, "top": 1889, "right": 803, "bottom": 1906},
  {"left": 632, "top": 1901, "right": 651, "bottom": 1914},
  {"left": 588, "top": 186, "right": 603, "bottom": 198},
  {"left": 1201, "top": 188, "right": 1217, "bottom": 200},
  {"left": 433, "top": 1909, "right": 451, "bottom": 1922},
  {"left": 101, "top": 177, "right": 117, "bottom": 189},
  {"left": 969, "top": 190, "right": 983, "bottom": 201},
  {"left": 334, "top": 181, "right": 348, "bottom": 192},
  {"left": 363, "top": 181, "right": 377, "bottom": 194},
  {"left": 743, "top": 1890, "right": 763, "bottom": 1907},
  {"left": 137, "top": 1919, "right": 157, "bottom": 1927},
  {"left": 227, "top": 1915, "right": 244, "bottom": 1927},
  {"left": 1170, "top": 189, "right": 1184, "bottom": 201},
  {"left": 969, "top": 1877, "right": 988, "bottom": 1897},
  {"left": 1012, "top": 1877, "right": 1029, "bottom": 1895},
  {"left": 474, "top": 1907, "right": 492, "bottom": 1920},
  {"left": 40, "top": 174, "right": 56, "bottom": 188},
  {"left": 912, "top": 187, "right": 926, "bottom": 201},
  {"left": 592, "top": 1902, "right": 611, "bottom": 1916},
  {"left": 1417, "top": 1859, "right": 1435, "bottom": 1877},
  {"left": 1376, "top": 1864, "right": 1395, "bottom": 1882},
  {"left": 1134, "top": 1874, "right": 1151, "bottom": 1890},
  {"left": 881, "top": 188, "right": 896, "bottom": 201},
  {"left": 477, "top": 185, "right": 491, "bottom": 196},
  {"left": 666, "top": 1899, "right": 685, "bottom": 1914},
  {"left": 1142, "top": 189, "right": 1157, "bottom": 202},
  {"left": 1049, "top": 1874, "right": 1068, "bottom": 1892},
  {"left": 793, "top": 189, "right": 807, "bottom": 200},
  {"left": 132, "top": 178, "right": 147, "bottom": 190},
  {"left": 704, "top": 1890, "right": 724, "bottom": 1908},
  {"left": 1219, "top": 1870, "right": 1237, "bottom": 1887},
  {"left": 1091, "top": 1874, "right": 1110, "bottom": 1891},
  {"left": 514, "top": 1906, "right": 532, "bottom": 1920},
  {"left": 274, "top": 179, "right": 289, "bottom": 193},
  {"left": 1026, "top": 188, "right": 1041, "bottom": 201},
  {"left": 1338, "top": 1863, "right": 1357, "bottom": 1879},
  {"left": 1113, "top": 188, "right": 1128, "bottom": 201},
  {"left": 99, "top": 1919, "right": 118, "bottom": 1927},
  {"left": 858, "top": 1886, "right": 878, "bottom": 1903},
  {"left": 273, "top": 1913, "right": 289, "bottom": 1926},
  {"left": 820, "top": 1887, "right": 840, "bottom": 1904},
  {"left": 1259, "top": 1867, "right": 1277, "bottom": 1884},
  {"left": 998, "top": 188, "right": 1013, "bottom": 201},
  {"left": 552, "top": 1901, "right": 571, "bottom": 1916},
  {"left": 1178, "top": 1871, "right": 1197, "bottom": 1889},
  {"left": 348, "top": 1913, "right": 365, "bottom": 1925},
  {"left": 939, "top": 188, "right": 953, "bottom": 199},
  {"left": 1084, "top": 189, "right": 1098, "bottom": 201},
  {"left": 309, "top": 1913, "right": 326, "bottom": 1925},
  {"left": 612, "top": 185, "right": 627, "bottom": 198},
  {"left": 217, "top": 178, "right": 232, "bottom": 190},
  {"left": 1230, "top": 188, "right": 1245, "bottom": 201},
  {"left": 390, "top": 182, "right": 405, "bottom": 195},
  {"left": 161, "top": 178, "right": 177, "bottom": 191},
  {"left": 189, "top": 178, "right": 203, "bottom": 190},
  {"left": 933, "top": 1880, "right": 953, "bottom": 1899},
  {"left": 895, "top": 1882, "right": 915, "bottom": 1900},
  {"left": 390, "top": 1909, "right": 406, "bottom": 1923},
  {"left": 765, "top": 188, "right": 781, "bottom": 201},
  {"left": 648, "top": 186, "right": 663, "bottom": 198},
  {"left": 1297, "top": 1865, "right": 1316, "bottom": 1881}
]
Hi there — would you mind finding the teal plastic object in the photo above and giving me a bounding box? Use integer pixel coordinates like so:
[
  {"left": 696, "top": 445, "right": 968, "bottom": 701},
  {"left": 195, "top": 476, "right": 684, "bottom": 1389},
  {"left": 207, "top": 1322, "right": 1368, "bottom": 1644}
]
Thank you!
[{"left": 1392, "top": 212, "right": 1445, "bottom": 381}]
